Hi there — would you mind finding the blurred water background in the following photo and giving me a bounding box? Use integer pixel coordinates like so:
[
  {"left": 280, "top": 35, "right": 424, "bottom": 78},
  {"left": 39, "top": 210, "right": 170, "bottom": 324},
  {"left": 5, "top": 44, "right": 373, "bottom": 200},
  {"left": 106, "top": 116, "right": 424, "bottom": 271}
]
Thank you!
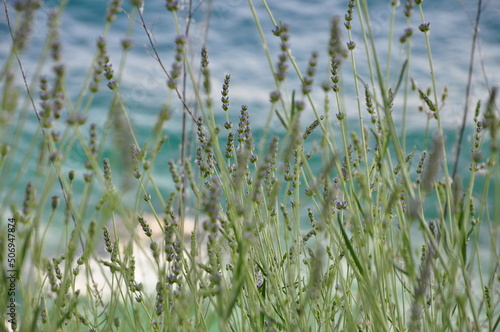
[{"left": 0, "top": 0, "right": 499, "bottom": 249}]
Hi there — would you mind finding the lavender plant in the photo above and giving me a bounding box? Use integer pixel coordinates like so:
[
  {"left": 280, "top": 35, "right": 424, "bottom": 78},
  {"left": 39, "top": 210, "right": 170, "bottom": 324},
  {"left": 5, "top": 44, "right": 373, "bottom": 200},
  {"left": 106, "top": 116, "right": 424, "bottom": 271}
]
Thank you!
[{"left": 0, "top": 0, "right": 499, "bottom": 331}]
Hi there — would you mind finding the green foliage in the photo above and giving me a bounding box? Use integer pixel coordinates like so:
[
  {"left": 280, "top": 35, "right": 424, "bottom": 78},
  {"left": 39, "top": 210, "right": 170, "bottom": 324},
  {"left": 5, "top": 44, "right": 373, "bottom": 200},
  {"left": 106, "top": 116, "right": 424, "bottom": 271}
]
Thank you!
[{"left": 0, "top": 0, "right": 499, "bottom": 331}]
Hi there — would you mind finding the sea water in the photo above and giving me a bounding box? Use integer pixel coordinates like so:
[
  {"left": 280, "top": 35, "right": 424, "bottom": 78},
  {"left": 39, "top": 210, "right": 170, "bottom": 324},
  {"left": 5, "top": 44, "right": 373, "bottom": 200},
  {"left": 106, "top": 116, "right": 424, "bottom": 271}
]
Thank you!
[{"left": 0, "top": 0, "right": 498, "bottom": 250}]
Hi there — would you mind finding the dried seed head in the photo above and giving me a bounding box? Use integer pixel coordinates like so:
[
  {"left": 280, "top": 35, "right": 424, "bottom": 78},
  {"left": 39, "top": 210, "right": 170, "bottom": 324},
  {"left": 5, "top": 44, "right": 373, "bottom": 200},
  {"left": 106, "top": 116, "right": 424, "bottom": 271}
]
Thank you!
[
  {"left": 166, "top": 0, "right": 180, "bottom": 11},
  {"left": 329, "top": 16, "right": 348, "bottom": 58},
  {"left": 421, "top": 135, "right": 443, "bottom": 191},
  {"left": 418, "top": 22, "right": 431, "bottom": 33},
  {"left": 121, "top": 38, "right": 133, "bottom": 50},
  {"left": 103, "top": 158, "right": 113, "bottom": 190},
  {"left": 221, "top": 74, "right": 230, "bottom": 111},
  {"left": 51, "top": 195, "right": 59, "bottom": 210}
]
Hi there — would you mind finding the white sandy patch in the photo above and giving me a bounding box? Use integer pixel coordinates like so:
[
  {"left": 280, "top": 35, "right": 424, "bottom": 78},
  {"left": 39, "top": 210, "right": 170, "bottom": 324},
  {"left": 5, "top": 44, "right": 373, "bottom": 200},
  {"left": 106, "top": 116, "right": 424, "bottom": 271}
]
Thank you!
[{"left": 69, "top": 213, "right": 206, "bottom": 301}]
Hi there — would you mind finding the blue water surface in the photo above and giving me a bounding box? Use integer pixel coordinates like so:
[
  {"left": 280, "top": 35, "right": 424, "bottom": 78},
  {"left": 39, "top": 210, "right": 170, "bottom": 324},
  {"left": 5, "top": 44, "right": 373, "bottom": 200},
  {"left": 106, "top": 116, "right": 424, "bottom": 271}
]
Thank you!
[{"left": 0, "top": 0, "right": 498, "bottom": 225}]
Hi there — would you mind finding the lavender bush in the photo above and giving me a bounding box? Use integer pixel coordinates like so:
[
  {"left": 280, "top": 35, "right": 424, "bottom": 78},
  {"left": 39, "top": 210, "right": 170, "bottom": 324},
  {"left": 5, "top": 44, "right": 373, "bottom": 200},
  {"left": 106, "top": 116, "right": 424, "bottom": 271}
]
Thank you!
[{"left": 0, "top": 0, "right": 499, "bottom": 331}]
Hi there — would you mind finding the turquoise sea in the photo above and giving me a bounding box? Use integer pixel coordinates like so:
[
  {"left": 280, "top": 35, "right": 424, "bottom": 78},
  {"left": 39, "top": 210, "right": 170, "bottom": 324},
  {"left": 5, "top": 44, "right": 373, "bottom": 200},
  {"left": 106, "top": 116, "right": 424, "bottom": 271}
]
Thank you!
[{"left": 0, "top": 0, "right": 499, "bottom": 246}]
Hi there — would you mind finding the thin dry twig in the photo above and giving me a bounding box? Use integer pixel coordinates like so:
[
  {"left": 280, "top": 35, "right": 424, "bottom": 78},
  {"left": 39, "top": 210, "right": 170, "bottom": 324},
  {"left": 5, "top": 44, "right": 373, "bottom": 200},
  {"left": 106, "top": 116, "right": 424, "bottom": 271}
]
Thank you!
[{"left": 136, "top": 8, "right": 197, "bottom": 123}]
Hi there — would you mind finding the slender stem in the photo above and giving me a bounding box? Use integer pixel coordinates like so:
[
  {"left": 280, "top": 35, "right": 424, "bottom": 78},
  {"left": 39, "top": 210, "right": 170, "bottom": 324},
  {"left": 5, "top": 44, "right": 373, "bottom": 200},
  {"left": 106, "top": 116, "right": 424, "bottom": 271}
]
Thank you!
[
  {"left": 452, "top": 0, "right": 482, "bottom": 182},
  {"left": 385, "top": 3, "right": 397, "bottom": 87},
  {"left": 401, "top": 16, "right": 413, "bottom": 152}
]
